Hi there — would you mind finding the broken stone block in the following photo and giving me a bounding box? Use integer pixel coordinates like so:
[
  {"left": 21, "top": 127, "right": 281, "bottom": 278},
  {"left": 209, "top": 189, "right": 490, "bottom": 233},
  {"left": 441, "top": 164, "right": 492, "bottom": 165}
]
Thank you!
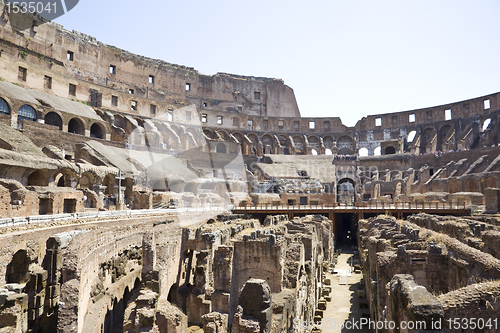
[{"left": 239, "top": 279, "right": 272, "bottom": 333}]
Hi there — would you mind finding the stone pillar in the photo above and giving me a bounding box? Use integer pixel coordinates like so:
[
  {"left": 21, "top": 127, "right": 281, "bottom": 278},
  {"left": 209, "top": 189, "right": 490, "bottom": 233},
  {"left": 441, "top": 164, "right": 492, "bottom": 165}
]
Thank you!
[
  {"left": 484, "top": 187, "right": 500, "bottom": 213},
  {"left": 142, "top": 232, "right": 156, "bottom": 281},
  {"left": 212, "top": 246, "right": 233, "bottom": 313}
]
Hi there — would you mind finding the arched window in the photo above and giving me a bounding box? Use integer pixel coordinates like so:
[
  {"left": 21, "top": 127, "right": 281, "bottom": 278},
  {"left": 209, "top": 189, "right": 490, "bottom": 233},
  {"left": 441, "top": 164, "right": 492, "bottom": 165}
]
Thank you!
[
  {"left": 0, "top": 98, "right": 10, "bottom": 115},
  {"left": 18, "top": 105, "right": 37, "bottom": 122},
  {"left": 68, "top": 118, "right": 85, "bottom": 135},
  {"left": 90, "top": 123, "right": 104, "bottom": 139},
  {"left": 44, "top": 112, "right": 63, "bottom": 130},
  {"left": 359, "top": 147, "right": 368, "bottom": 157}
]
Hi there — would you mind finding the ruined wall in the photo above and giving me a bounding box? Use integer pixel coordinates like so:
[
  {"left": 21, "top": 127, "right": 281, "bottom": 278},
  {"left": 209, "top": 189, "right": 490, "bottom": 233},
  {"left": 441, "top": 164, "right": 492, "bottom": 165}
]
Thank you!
[{"left": 359, "top": 215, "right": 500, "bottom": 332}]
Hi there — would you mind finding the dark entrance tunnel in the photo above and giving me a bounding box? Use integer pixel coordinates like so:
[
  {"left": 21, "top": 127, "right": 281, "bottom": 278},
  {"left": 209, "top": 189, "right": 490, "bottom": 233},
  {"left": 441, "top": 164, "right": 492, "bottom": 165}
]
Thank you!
[{"left": 334, "top": 213, "right": 358, "bottom": 248}]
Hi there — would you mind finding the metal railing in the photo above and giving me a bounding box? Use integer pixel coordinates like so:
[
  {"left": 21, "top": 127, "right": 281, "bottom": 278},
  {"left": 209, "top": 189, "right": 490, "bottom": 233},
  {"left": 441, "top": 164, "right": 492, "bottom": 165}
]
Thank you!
[{"left": 234, "top": 201, "right": 468, "bottom": 211}]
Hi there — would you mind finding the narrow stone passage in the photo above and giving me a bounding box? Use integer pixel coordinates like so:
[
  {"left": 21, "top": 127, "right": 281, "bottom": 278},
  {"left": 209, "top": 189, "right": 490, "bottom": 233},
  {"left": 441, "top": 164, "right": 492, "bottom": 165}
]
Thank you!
[{"left": 322, "top": 247, "right": 371, "bottom": 333}]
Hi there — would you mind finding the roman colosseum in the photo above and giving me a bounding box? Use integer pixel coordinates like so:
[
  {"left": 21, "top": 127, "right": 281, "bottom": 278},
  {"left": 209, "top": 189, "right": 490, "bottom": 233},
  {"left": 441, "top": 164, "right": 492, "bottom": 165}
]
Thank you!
[{"left": 1, "top": 6, "right": 500, "bottom": 333}]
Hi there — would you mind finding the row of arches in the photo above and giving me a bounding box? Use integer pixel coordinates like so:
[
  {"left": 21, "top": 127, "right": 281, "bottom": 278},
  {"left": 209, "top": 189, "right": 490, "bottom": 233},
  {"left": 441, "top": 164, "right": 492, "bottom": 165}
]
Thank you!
[
  {"left": 0, "top": 97, "right": 106, "bottom": 139},
  {"left": 202, "top": 128, "right": 357, "bottom": 156}
]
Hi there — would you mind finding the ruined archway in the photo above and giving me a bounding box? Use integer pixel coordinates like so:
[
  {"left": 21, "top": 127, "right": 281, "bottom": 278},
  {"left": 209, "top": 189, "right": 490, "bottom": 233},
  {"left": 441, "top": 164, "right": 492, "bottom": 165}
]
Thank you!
[
  {"left": 68, "top": 118, "right": 85, "bottom": 135},
  {"left": 90, "top": 123, "right": 105, "bottom": 139},
  {"left": 27, "top": 169, "right": 49, "bottom": 186},
  {"left": 6, "top": 250, "right": 31, "bottom": 284},
  {"left": 44, "top": 112, "right": 63, "bottom": 130}
]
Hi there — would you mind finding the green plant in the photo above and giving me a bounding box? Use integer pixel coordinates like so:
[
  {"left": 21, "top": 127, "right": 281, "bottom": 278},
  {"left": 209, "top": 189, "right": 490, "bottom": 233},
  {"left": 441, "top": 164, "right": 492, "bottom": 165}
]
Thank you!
[
  {"left": 39, "top": 53, "right": 44, "bottom": 60},
  {"left": 12, "top": 83, "right": 19, "bottom": 86},
  {"left": 19, "top": 50, "right": 27, "bottom": 58}
]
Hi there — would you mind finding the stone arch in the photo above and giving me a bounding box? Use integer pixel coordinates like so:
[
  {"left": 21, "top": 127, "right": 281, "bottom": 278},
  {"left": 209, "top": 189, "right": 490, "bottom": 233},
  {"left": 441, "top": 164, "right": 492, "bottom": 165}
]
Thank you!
[
  {"left": 438, "top": 124, "right": 452, "bottom": 150},
  {"left": 359, "top": 147, "right": 368, "bottom": 157},
  {"left": 308, "top": 136, "right": 320, "bottom": 150},
  {"left": 44, "top": 111, "right": 63, "bottom": 130},
  {"left": 102, "top": 174, "right": 116, "bottom": 195},
  {"left": 0, "top": 97, "right": 10, "bottom": 115},
  {"left": 385, "top": 146, "right": 396, "bottom": 155},
  {"left": 216, "top": 143, "right": 227, "bottom": 154},
  {"left": 114, "top": 114, "right": 125, "bottom": 129},
  {"left": 464, "top": 178, "right": 479, "bottom": 192},
  {"left": 323, "top": 136, "right": 334, "bottom": 149},
  {"left": 152, "top": 180, "right": 168, "bottom": 192},
  {"left": 232, "top": 132, "right": 243, "bottom": 144},
  {"left": 337, "top": 178, "right": 356, "bottom": 204},
  {"left": 78, "top": 172, "right": 97, "bottom": 190},
  {"left": 325, "top": 148, "right": 332, "bottom": 155},
  {"left": 184, "top": 182, "right": 199, "bottom": 194},
  {"left": 90, "top": 123, "right": 105, "bottom": 139},
  {"left": 27, "top": 169, "right": 49, "bottom": 186},
  {"left": 68, "top": 117, "right": 85, "bottom": 135},
  {"left": 203, "top": 129, "right": 214, "bottom": 140},
  {"left": 422, "top": 127, "right": 436, "bottom": 153},
  {"left": 292, "top": 135, "right": 305, "bottom": 154},
  {"left": 374, "top": 146, "right": 381, "bottom": 156},
  {"left": 483, "top": 175, "right": 497, "bottom": 191},
  {"left": 218, "top": 130, "right": 228, "bottom": 141},
  {"left": 261, "top": 134, "right": 274, "bottom": 154},
  {"left": 448, "top": 178, "right": 461, "bottom": 193},
  {"left": 18, "top": 104, "right": 37, "bottom": 122},
  {"left": 248, "top": 133, "right": 259, "bottom": 155},
  {"left": 311, "top": 149, "right": 318, "bottom": 155},
  {"left": 6, "top": 250, "right": 31, "bottom": 284},
  {"left": 337, "top": 136, "right": 354, "bottom": 155}
]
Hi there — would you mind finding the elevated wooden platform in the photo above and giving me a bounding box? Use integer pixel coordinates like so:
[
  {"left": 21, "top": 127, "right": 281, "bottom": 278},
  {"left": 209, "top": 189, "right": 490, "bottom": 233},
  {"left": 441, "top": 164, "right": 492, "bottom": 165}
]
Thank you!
[{"left": 232, "top": 202, "right": 471, "bottom": 222}]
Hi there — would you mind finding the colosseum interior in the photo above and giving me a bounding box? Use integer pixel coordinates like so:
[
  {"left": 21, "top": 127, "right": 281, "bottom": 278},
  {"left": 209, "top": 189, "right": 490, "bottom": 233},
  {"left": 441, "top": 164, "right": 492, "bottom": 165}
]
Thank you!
[{"left": 1, "top": 5, "right": 500, "bottom": 333}]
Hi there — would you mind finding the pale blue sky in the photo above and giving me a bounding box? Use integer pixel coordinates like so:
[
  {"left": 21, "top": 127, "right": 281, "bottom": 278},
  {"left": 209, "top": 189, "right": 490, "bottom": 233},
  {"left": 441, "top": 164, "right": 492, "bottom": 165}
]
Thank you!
[{"left": 55, "top": 0, "right": 500, "bottom": 127}]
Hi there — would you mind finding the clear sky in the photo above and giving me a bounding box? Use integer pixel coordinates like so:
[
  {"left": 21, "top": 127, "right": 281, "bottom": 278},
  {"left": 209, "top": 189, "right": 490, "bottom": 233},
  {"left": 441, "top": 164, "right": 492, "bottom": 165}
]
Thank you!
[{"left": 54, "top": 0, "right": 500, "bottom": 127}]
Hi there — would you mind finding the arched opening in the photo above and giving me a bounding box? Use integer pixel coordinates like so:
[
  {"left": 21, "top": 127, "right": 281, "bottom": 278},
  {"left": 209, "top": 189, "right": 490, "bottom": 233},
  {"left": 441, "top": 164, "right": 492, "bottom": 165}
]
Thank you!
[
  {"left": 374, "top": 146, "right": 381, "bottom": 156},
  {"left": 308, "top": 136, "right": 320, "bottom": 150},
  {"left": 102, "top": 174, "right": 115, "bottom": 195},
  {"left": 28, "top": 170, "right": 49, "bottom": 186},
  {"left": 216, "top": 143, "right": 227, "bottom": 154},
  {"left": 68, "top": 118, "right": 85, "bottom": 135},
  {"left": 152, "top": 180, "right": 168, "bottom": 192},
  {"left": 114, "top": 115, "right": 125, "bottom": 129},
  {"left": 292, "top": 135, "right": 304, "bottom": 154},
  {"left": 44, "top": 112, "right": 62, "bottom": 130},
  {"left": 6, "top": 250, "right": 30, "bottom": 284},
  {"left": 482, "top": 118, "right": 491, "bottom": 132},
  {"left": 78, "top": 172, "right": 95, "bottom": 189},
  {"left": 311, "top": 149, "right": 318, "bottom": 155},
  {"left": 262, "top": 134, "right": 274, "bottom": 154},
  {"left": 325, "top": 148, "right": 332, "bottom": 155},
  {"left": 337, "top": 178, "right": 355, "bottom": 204},
  {"left": 203, "top": 129, "right": 214, "bottom": 139},
  {"left": 337, "top": 178, "right": 355, "bottom": 209},
  {"left": 385, "top": 146, "right": 396, "bottom": 155},
  {"left": 0, "top": 98, "right": 10, "bottom": 115},
  {"left": 358, "top": 147, "right": 368, "bottom": 157},
  {"left": 323, "top": 136, "right": 334, "bottom": 149},
  {"left": 57, "top": 175, "right": 65, "bottom": 187},
  {"left": 407, "top": 130, "right": 417, "bottom": 142},
  {"left": 18, "top": 105, "right": 37, "bottom": 122},
  {"left": 90, "top": 123, "right": 104, "bottom": 139},
  {"left": 337, "top": 136, "right": 355, "bottom": 155},
  {"left": 217, "top": 131, "right": 228, "bottom": 141}
]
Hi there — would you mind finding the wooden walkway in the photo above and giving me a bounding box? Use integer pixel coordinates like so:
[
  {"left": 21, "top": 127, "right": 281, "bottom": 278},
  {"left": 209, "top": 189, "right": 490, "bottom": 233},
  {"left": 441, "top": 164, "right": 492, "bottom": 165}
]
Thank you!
[{"left": 232, "top": 202, "right": 471, "bottom": 222}]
